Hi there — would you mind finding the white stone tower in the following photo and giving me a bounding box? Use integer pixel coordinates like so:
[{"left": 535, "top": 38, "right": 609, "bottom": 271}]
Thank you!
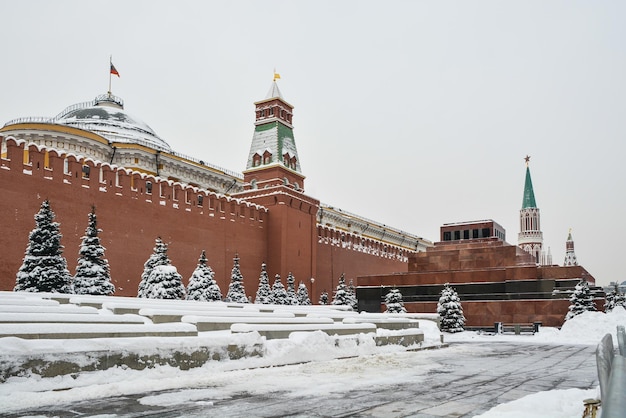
[{"left": 563, "top": 229, "right": 578, "bottom": 266}]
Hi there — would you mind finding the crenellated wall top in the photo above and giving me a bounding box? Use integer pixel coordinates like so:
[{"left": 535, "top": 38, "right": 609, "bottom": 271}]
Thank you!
[{"left": 0, "top": 135, "right": 268, "bottom": 216}]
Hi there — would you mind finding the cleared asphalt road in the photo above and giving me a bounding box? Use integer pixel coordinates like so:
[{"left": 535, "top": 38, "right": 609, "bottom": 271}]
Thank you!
[{"left": 3, "top": 342, "right": 598, "bottom": 418}]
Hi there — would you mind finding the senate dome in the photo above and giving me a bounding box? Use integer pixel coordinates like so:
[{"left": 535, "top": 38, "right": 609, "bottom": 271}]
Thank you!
[
  {"left": 53, "top": 93, "right": 172, "bottom": 152},
  {"left": 0, "top": 92, "right": 244, "bottom": 195}
]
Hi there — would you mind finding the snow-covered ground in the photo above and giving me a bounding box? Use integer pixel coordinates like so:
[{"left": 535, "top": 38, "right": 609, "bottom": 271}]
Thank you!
[{"left": 0, "top": 305, "right": 623, "bottom": 417}]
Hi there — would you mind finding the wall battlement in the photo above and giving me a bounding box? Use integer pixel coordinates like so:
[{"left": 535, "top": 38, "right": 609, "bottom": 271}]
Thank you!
[
  {"left": 1, "top": 136, "right": 268, "bottom": 225},
  {"left": 317, "top": 224, "right": 415, "bottom": 263}
]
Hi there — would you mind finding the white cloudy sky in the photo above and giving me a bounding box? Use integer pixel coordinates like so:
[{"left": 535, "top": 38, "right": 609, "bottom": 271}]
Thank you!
[{"left": 2, "top": 1, "right": 624, "bottom": 286}]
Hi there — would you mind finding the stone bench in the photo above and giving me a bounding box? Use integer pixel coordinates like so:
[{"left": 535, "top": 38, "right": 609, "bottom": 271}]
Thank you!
[
  {"left": 0, "top": 312, "right": 147, "bottom": 324},
  {"left": 230, "top": 322, "right": 376, "bottom": 340},
  {"left": 102, "top": 301, "right": 258, "bottom": 315},
  {"left": 342, "top": 317, "right": 420, "bottom": 330},
  {"left": 182, "top": 315, "right": 334, "bottom": 331},
  {"left": 0, "top": 305, "right": 99, "bottom": 314},
  {"left": 139, "top": 308, "right": 295, "bottom": 324},
  {"left": 0, "top": 322, "right": 198, "bottom": 339},
  {"left": 375, "top": 329, "right": 425, "bottom": 347},
  {"left": 0, "top": 298, "right": 60, "bottom": 307}
]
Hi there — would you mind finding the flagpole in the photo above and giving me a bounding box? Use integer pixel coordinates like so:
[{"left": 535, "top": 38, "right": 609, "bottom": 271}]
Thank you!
[{"left": 108, "top": 55, "right": 112, "bottom": 96}]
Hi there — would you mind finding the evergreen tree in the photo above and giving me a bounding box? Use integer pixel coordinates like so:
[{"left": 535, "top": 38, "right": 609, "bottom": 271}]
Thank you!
[
  {"left": 15, "top": 200, "right": 72, "bottom": 293},
  {"left": 437, "top": 283, "right": 466, "bottom": 333},
  {"left": 187, "top": 250, "right": 221, "bottom": 301},
  {"left": 137, "top": 237, "right": 170, "bottom": 297},
  {"left": 605, "top": 285, "right": 616, "bottom": 313},
  {"left": 331, "top": 273, "right": 351, "bottom": 307},
  {"left": 347, "top": 279, "right": 359, "bottom": 311},
  {"left": 73, "top": 206, "right": 114, "bottom": 296},
  {"left": 226, "top": 254, "right": 248, "bottom": 303},
  {"left": 286, "top": 272, "right": 299, "bottom": 305},
  {"left": 604, "top": 283, "right": 625, "bottom": 313},
  {"left": 565, "top": 278, "right": 597, "bottom": 321},
  {"left": 319, "top": 290, "right": 329, "bottom": 305},
  {"left": 254, "top": 263, "right": 272, "bottom": 304},
  {"left": 297, "top": 281, "right": 311, "bottom": 305},
  {"left": 272, "top": 274, "right": 287, "bottom": 305},
  {"left": 143, "top": 265, "right": 186, "bottom": 299},
  {"left": 384, "top": 287, "right": 407, "bottom": 313},
  {"left": 616, "top": 287, "right": 626, "bottom": 310},
  {"left": 271, "top": 274, "right": 288, "bottom": 305}
]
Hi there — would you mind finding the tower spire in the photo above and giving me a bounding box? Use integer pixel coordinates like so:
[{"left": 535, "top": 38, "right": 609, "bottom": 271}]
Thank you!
[{"left": 522, "top": 156, "right": 537, "bottom": 209}]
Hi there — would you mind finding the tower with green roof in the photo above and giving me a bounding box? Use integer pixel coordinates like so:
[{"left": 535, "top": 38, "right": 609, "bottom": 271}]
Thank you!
[
  {"left": 243, "top": 77, "right": 304, "bottom": 191},
  {"left": 518, "top": 156, "right": 544, "bottom": 263},
  {"left": 236, "top": 75, "right": 320, "bottom": 287}
]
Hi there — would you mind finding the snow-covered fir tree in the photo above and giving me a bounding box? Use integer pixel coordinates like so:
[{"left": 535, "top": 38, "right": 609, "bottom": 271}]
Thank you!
[
  {"left": 226, "top": 254, "right": 248, "bottom": 303},
  {"left": 347, "top": 279, "right": 358, "bottom": 311},
  {"left": 143, "top": 265, "right": 186, "bottom": 299},
  {"left": 286, "top": 272, "right": 299, "bottom": 305},
  {"left": 271, "top": 274, "right": 288, "bottom": 305},
  {"left": 384, "top": 287, "right": 407, "bottom": 313},
  {"left": 565, "top": 278, "right": 597, "bottom": 321},
  {"left": 73, "top": 206, "right": 114, "bottom": 295},
  {"left": 186, "top": 250, "right": 221, "bottom": 301},
  {"left": 331, "top": 273, "right": 351, "bottom": 307},
  {"left": 297, "top": 281, "right": 311, "bottom": 305},
  {"left": 254, "top": 263, "right": 272, "bottom": 304},
  {"left": 604, "top": 283, "right": 626, "bottom": 313},
  {"left": 437, "top": 283, "right": 466, "bottom": 333},
  {"left": 137, "top": 237, "right": 170, "bottom": 297},
  {"left": 15, "top": 200, "right": 72, "bottom": 293},
  {"left": 319, "top": 291, "right": 329, "bottom": 305}
]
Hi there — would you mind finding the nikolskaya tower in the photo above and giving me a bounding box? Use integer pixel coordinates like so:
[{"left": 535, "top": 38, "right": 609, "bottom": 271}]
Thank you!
[{"left": 518, "top": 156, "right": 551, "bottom": 265}]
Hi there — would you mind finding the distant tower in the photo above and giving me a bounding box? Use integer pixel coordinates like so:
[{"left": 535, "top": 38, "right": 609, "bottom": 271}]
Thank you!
[
  {"left": 518, "top": 156, "right": 544, "bottom": 263},
  {"left": 563, "top": 229, "right": 578, "bottom": 266}
]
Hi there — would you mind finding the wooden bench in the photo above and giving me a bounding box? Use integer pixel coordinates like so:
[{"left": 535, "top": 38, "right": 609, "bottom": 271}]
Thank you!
[{"left": 230, "top": 322, "right": 377, "bottom": 340}]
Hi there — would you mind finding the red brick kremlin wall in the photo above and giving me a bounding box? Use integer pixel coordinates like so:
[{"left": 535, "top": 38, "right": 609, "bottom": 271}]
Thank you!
[{"left": 0, "top": 137, "right": 411, "bottom": 299}]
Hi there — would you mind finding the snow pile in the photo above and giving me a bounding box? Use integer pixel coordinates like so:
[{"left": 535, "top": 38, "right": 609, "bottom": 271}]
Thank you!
[
  {"left": 475, "top": 388, "right": 600, "bottom": 418},
  {"left": 535, "top": 306, "right": 626, "bottom": 345}
]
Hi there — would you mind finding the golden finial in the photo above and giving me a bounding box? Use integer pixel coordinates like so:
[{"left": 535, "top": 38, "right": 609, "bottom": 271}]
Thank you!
[{"left": 273, "top": 68, "right": 281, "bottom": 82}]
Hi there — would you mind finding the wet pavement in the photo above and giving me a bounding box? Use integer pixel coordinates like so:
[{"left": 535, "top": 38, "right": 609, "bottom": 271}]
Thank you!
[{"left": 3, "top": 342, "right": 598, "bottom": 418}]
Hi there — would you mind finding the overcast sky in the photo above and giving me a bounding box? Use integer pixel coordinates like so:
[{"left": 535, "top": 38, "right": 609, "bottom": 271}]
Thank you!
[{"left": 2, "top": 1, "right": 624, "bottom": 286}]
